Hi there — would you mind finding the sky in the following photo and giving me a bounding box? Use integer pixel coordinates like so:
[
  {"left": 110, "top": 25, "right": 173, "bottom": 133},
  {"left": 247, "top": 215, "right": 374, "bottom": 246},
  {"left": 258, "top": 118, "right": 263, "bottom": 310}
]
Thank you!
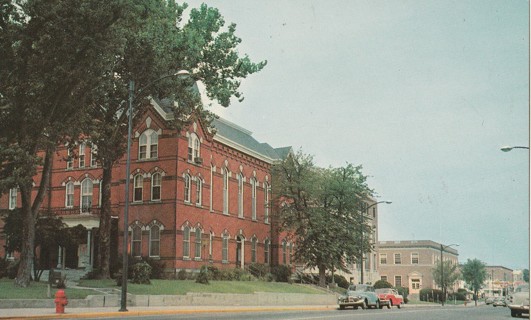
[{"left": 183, "top": 0, "right": 530, "bottom": 270}]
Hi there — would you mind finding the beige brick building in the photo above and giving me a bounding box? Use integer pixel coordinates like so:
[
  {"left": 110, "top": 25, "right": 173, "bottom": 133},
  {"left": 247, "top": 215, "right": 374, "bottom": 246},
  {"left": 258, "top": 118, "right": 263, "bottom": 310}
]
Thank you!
[
  {"left": 377, "top": 240, "right": 459, "bottom": 296},
  {"left": 484, "top": 266, "right": 513, "bottom": 297}
]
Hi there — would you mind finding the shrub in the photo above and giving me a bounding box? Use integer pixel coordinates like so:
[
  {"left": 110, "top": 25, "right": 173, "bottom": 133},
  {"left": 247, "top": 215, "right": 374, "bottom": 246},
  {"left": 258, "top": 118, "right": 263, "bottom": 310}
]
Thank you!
[
  {"left": 374, "top": 280, "right": 393, "bottom": 289},
  {"left": 326, "top": 274, "right": 349, "bottom": 289},
  {"left": 7, "top": 260, "right": 19, "bottom": 279},
  {"left": 195, "top": 265, "right": 209, "bottom": 284},
  {"left": 0, "top": 259, "right": 10, "bottom": 279},
  {"left": 143, "top": 257, "right": 165, "bottom": 279},
  {"left": 270, "top": 265, "right": 292, "bottom": 282},
  {"left": 396, "top": 286, "right": 409, "bottom": 303},
  {"left": 207, "top": 266, "right": 221, "bottom": 280},
  {"left": 247, "top": 263, "right": 270, "bottom": 279},
  {"left": 420, "top": 288, "right": 443, "bottom": 302},
  {"left": 131, "top": 261, "right": 152, "bottom": 284},
  {"left": 177, "top": 269, "right": 188, "bottom": 280}
]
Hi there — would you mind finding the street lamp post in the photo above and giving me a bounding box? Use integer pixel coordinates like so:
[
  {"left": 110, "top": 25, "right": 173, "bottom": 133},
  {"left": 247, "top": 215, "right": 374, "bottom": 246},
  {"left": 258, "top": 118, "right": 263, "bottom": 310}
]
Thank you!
[
  {"left": 360, "top": 200, "right": 391, "bottom": 284},
  {"left": 500, "top": 146, "right": 529, "bottom": 152},
  {"left": 440, "top": 243, "right": 458, "bottom": 306},
  {"left": 120, "top": 70, "right": 190, "bottom": 312}
]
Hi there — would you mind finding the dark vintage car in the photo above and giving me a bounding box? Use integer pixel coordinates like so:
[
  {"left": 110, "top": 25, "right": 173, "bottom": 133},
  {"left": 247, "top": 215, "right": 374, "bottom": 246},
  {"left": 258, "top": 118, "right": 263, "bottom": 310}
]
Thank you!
[{"left": 338, "top": 284, "right": 382, "bottom": 310}]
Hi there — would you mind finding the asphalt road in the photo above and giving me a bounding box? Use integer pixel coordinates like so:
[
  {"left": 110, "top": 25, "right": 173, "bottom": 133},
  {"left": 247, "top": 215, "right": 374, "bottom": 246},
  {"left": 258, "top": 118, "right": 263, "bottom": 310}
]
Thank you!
[{"left": 71, "top": 305, "right": 528, "bottom": 320}]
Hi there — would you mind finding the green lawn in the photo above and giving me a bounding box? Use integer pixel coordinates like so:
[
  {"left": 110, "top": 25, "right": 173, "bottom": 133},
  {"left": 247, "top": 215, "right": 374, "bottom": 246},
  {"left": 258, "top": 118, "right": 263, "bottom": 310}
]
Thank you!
[
  {"left": 77, "top": 279, "right": 325, "bottom": 295},
  {"left": 0, "top": 279, "right": 103, "bottom": 299},
  {"left": 0, "top": 279, "right": 325, "bottom": 299}
]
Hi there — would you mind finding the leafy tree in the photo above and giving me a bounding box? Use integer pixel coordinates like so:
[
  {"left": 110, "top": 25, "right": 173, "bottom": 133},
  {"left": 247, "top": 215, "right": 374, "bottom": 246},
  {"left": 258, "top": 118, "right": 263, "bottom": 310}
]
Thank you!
[
  {"left": 523, "top": 269, "right": 529, "bottom": 282},
  {"left": 461, "top": 258, "right": 487, "bottom": 306},
  {"left": 83, "top": 1, "right": 265, "bottom": 279},
  {"left": 0, "top": 0, "right": 134, "bottom": 287},
  {"left": 272, "top": 151, "right": 372, "bottom": 287},
  {"left": 432, "top": 260, "right": 460, "bottom": 302}
]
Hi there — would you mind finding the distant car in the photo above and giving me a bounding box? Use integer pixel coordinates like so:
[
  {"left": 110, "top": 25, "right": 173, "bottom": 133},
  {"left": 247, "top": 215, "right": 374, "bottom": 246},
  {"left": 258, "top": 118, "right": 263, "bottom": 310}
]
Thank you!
[
  {"left": 492, "top": 296, "right": 506, "bottom": 307},
  {"left": 485, "top": 296, "right": 495, "bottom": 305},
  {"left": 507, "top": 284, "right": 530, "bottom": 318},
  {"left": 375, "top": 288, "right": 404, "bottom": 309},
  {"left": 338, "top": 284, "right": 382, "bottom": 310}
]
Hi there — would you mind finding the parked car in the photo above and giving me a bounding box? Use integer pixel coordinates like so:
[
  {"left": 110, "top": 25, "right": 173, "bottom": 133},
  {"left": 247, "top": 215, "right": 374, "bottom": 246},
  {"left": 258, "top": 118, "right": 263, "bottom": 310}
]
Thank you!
[
  {"left": 375, "top": 288, "right": 404, "bottom": 309},
  {"left": 485, "top": 296, "right": 495, "bottom": 305},
  {"left": 338, "top": 284, "right": 382, "bottom": 310},
  {"left": 492, "top": 296, "right": 506, "bottom": 307},
  {"left": 507, "top": 284, "right": 530, "bottom": 318}
]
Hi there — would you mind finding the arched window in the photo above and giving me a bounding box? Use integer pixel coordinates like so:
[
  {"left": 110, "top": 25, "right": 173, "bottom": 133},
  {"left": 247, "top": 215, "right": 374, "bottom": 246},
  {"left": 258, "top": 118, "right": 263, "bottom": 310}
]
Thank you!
[
  {"left": 187, "top": 133, "right": 201, "bottom": 163},
  {"left": 183, "top": 226, "right": 190, "bottom": 258},
  {"left": 264, "top": 239, "right": 270, "bottom": 264},
  {"left": 65, "top": 182, "right": 74, "bottom": 208},
  {"left": 223, "top": 169, "right": 229, "bottom": 214},
  {"left": 134, "top": 174, "right": 143, "bottom": 202},
  {"left": 251, "top": 236, "right": 257, "bottom": 263},
  {"left": 251, "top": 178, "right": 257, "bottom": 220},
  {"left": 81, "top": 179, "right": 93, "bottom": 213},
  {"left": 222, "top": 232, "right": 229, "bottom": 262},
  {"left": 132, "top": 225, "right": 142, "bottom": 257},
  {"left": 149, "top": 225, "right": 160, "bottom": 257},
  {"left": 79, "top": 143, "right": 86, "bottom": 168},
  {"left": 151, "top": 173, "right": 161, "bottom": 201},
  {"left": 194, "top": 228, "right": 202, "bottom": 259},
  {"left": 237, "top": 173, "right": 244, "bottom": 218},
  {"left": 184, "top": 174, "right": 191, "bottom": 203},
  {"left": 195, "top": 177, "right": 202, "bottom": 206},
  {"left": 209, "top": 231, "right": 214, "bottom": 260},
  {"left": 139, "top": 129, "right": 158, "bottom": 160}
]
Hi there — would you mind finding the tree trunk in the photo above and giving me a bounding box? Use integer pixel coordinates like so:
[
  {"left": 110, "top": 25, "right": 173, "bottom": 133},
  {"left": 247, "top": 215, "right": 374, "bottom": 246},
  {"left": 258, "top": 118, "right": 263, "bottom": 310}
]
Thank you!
[
  {"left": 15, "top": 146, "right": 54, "bottom": 287},
  {"left": 318, "top": 264, "right": 327, "bottom": 287},
  {"left": 96, "top": 159, "right": 113, "bottom": 279}
]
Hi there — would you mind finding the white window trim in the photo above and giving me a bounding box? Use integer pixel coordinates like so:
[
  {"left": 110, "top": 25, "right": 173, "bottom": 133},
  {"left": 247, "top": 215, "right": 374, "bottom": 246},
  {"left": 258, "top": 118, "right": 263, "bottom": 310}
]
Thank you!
[
  {"left": 134, "top": 174, "right": 143, "bottom": 202},
  {"left": 151, "top": 173, "right": 161, "bottom": 201},
  {"left": 184, "top": 174, "right": 191, "bottom": 203},
  {"left": 251, "top": 178, "right": 257, "bottom": 220},
  {"left": 80, "top": 178, "right": 93, "bottom": 213},
  {"left": 139, "top": 129, "right": 158, "bottom": 160},
  {"left": 149, "top": 225, "right": 160, "bottom": 257},
  {"left": 79, "top": 143, "right": 86, "bottom": 168},
  {"left": 237, "top": 173, "right": 244, "bottom": 218},
  {"left": 195, "top": 177, "right": 202, "bottom": 206},
  {"left": 8, "top": 188, "right": 17, "bottom": 210},
  {"left": 223, "top": 169, "right": 229, "bottom": 215},
  {"left": 65, "top": 182, "right": 74, "bottom": 208}
]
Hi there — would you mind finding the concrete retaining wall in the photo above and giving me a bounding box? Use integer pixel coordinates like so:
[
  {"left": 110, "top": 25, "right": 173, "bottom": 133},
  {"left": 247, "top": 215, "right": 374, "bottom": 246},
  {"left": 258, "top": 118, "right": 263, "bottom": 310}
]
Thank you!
[{"left": 0, "top": 292, "right": 337, "bottom": 308}]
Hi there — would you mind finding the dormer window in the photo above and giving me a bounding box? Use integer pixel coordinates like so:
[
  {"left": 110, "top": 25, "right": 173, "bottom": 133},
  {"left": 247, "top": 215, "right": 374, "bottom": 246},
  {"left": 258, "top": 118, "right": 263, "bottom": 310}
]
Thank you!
[
  {"left": 139, "top": 129, "right": 158, "bottom": 160},
  {"left": 188, "top": 133, "right": 201, "bottom": 164}
]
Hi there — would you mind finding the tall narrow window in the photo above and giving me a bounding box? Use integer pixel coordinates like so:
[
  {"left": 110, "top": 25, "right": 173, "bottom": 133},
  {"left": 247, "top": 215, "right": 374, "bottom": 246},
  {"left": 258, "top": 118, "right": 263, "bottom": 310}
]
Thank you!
[
  {"left": 151, "top": 173, "right": 161, "bottom": 201},
  {"left": 184, "top": 174, "right": 191, "bottom": 203},
  {"left": 188, "top": 133, "right": 201, "bottom": 162},
  {"left": 251, "top": 237, "right": 257, "bottom": 263},
  {"left": 411, "top": 252, "right": 419, "bottom": 264},
  {"left": 380, "top": 253, "right": 387, "bottom": 265},
  {"left": 394, "top": 253, "right": 401, "bottom": 264},
  {"left": 65, "top": 182, "right": 74, "bottom": 208},
  {"left": 282, "top": 240, "right": 287, "bottom": 264},
  {"left": 264, "top": 182, "right": 270, "bottom": 223},
  {"left": 81, "top": 179, "right": 93, "bottom": 213},
  {"left": 222, "top": 232, "right": 229, "bottom": 262},
  {"left": 237, "top": 173, "right": 244, "bottom": 218},
  {"left": 251, "top": 178, "right": 257, "bottom": 220},
  {"left": 66, "top": 149, "right": 73, "bottom": 170},
  {"left": 8, "top": 188, "right": 17, "bottom": 210},
  {"left": 395, "top": 275, "right": 402, "bottom": 287},
  {"left": 90, "top": 145, "right": 97, "bottom": 167},
  {"left": 79, "top": 143, "right": 86, "bottom": 168},
  {"left": 209, "top": 232, "right": 214, "bottom": 260},
  {"left": 223, "top": 169, "right": 229, "bottom": 214},
  {"left": 134, "top": 175, "right": 143, "bottom": 202},
  {"left": 209, "top": 166, "right": 214, "bottom": 211},
  {"left": 132, "top": 225, "right": 142, "bottom": 257},
  {"left": 264, "top": 239, "right": 270, "bottom": 264},
  {"left": 139, "top": 129, "right": 158, "bottom": 160},
  {"left": 183, "top": 226, "right": 190, "bottom": 258},
  {"left": 149, "top": 225, "right": 160, "bottom": 257},
  {"left": 194, "top": 228, "right": 202, "bottom": 259},
  {"left": 195, "top": 177, "right": 202, "bottom": 206}
]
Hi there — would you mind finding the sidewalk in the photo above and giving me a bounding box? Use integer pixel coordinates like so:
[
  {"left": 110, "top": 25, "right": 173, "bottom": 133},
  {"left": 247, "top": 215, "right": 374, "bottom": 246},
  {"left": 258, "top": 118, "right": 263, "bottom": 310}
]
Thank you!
[{"left": 0, "top": 305, "right": 336, "bottom": 319}]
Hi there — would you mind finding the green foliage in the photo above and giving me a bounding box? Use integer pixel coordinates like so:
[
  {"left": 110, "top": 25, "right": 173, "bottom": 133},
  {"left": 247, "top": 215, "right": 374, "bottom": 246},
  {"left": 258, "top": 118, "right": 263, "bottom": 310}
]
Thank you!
[
  {"left": 420, "top": 288, "right": 443, "bottom": 302},
  {"left": 326, "top": 274, "right": 349, "bottom": 289},
  {"left": 460, "top": 258, "right": 487, "bottom": 299},
  {"left": 247, "top": 263, "right": 270, "bottom": 280},
  {"left": 373, "top": 279, "right": 393, "bottom": 289},
  {"left": 195, "top": 265, "right": 210, "bottom": 284},
  {"left": 272, "top": 150, "right": 373, "bottom": 286},
  {"left": 432, "top": 260, "right": 460, "bottom": 291},
  {"left": 523, "top": 269, "right": 529, "bottom": 282},
  {"left": 131, "top": 261, "right": 152, "bottom": 284},
  {"left": 270, "top": 265, "right": 292, "bottom": 283},
  {"left": 142, "top": 257, "right": 165, "bottom": 279},
  {"left": 449, "top": 288, "right": 468, "bottom": 301},
  {"left": 177, "top": 269, "right": 189, "bottom": 280},
  {"left": 395, "top": 286, "right": 409, "bottom": 303}
]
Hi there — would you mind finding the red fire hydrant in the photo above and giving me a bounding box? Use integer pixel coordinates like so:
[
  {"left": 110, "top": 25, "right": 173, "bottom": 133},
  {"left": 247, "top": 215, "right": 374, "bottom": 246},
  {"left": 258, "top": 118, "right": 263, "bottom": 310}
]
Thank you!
[{"left": 54, "top": 289, "right": 68, "bottom": 314}]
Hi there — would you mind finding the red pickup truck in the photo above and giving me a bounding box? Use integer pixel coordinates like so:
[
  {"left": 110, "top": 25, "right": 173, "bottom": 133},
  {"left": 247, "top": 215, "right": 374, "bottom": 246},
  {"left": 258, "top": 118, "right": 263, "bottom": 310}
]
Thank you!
[{"left": 375, "top": 288, "right": 404, "bottom": 309}]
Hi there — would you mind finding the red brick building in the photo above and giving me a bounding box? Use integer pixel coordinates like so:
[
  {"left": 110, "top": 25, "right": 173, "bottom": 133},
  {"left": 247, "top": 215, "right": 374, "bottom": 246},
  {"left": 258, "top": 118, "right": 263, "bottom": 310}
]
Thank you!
[{"left": 0, "top": 96, "right": 292, "bottom": 277}]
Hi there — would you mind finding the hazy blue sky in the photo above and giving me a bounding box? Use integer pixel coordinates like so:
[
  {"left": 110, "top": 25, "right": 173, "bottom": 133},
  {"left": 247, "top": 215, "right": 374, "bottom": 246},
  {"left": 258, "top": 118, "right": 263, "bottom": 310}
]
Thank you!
[{"left": 184, "top": 0, "right": 529, "bottom": 269}]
